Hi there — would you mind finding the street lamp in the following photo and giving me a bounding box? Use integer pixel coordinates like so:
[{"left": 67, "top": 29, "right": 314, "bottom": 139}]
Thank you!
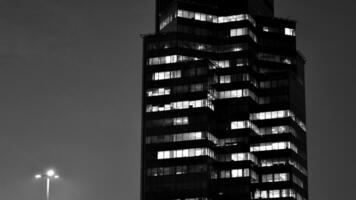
[{"left": 35, "top": 169, "right": 60, "bottom": 200}]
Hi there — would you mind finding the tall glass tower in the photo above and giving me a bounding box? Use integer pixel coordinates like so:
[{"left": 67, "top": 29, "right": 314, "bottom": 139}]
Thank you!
[{"left": 141, "top": 1, "right": 308, "bottom": 200}]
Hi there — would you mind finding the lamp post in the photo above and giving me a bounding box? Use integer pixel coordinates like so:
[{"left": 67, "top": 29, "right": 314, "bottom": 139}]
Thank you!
[{"left": 35, "top": 169, "right": 59, "bottom": 200}]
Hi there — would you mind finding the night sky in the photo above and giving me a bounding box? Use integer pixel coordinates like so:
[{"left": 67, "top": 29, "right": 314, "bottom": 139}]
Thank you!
[{"left": 0, "top": 0, "right": 354, "bottom": 200}]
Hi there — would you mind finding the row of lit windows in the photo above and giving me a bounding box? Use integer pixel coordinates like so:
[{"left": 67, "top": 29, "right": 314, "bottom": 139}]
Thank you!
[
  {"left": 262, "top": 173, "right": 290, "bottom": 183},
  {"left": 231, "top": 120, "right": 252, "bottom": 130},
  {"left": 152, "top": 70, "right": 181, "bottom": 81},
  {"left": 210, "top": 58, "right": 249, "bottom": 69},
  {"left": 231, "top": 120, "right": 260, "bottom": 135},
  {"left": 146, "top": 131, "right": 218, "bottom": 145},
  {"left": 258, "top": 53, "right": 294, "bottom": 65},
  {"left": 218, "top": 73, "right": 250, "bottom": 84},
  {"left": 230, "top": 28, "right": 258, "bottom": 42},
  {"left": 146, "top": 99, "right": 214, "bottom": 113},
  {"left": 212, "top": 60, "right": 230, "bottom": 68},
  {"left": 177, "top": 9, "right": 256, "bottom": 26},
  {"left": 250, "top": 141, "right": 298, "bottom": 153},
  {"left": 147, "top": 124, "right": 298, "bottom": 145},
  {"left": 147, "top": 164, "right": 207, "bottom": 176},
  {"left": 146, "top": 132, "right": 254, "bottom": 150},
  {"left": 147, "top": 88, "right": 171, "bottom": 97},
  {"left": 218, "top": 152, "right": 259, "bottom": 164},
  {"left": 211, "top": 169, "right": 259, "bottom": 183},
  {"left": 148, "top": 55, "right": 200, "bottom": 66},
  {"left": 217, "top": 89, "right": 256, "bottom": 101},
  {"left": 157, "top": 148, "right": 215, "bottom": 160},
  {"left": 219, "top": 168, "right": 250, "bottom": 179},
  {"left": 250, "top": 110, "right": 307, "bottom": 131},
  {"left": 219, "top": 75, "right": 232, "bottom": 84},
  {"left": 151, "top": 67, "right": 207, "bottom": 82},
  {"left": 263, "top": 26, "right": 296, "bottom": 36},
  {"left": 146, "top": 117, "right": 189, "bottom": 128},
  {"left": 254, "top": 189, "right": 306, "bottom": 200},
  {"left": 250, "top": 110, "right": 291, "bottom": 120},
  {"left": 261, "top": 158, "right": 307, "bottom": 175}
]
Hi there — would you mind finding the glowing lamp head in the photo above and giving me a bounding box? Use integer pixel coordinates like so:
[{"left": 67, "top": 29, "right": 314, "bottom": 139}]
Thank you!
[
  {"left": 35, "top": 174, "right": 42, "bottom": 179},
  {"left": 46, "top": 169, "right": 56, "bottom": 177}
]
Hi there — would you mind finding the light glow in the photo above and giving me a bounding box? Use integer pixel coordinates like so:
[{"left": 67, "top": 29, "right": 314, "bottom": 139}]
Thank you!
[
  {"left": 46, "top": 169, "right": 55, "bottom": 177},
  {"left": 35, "top": 174, "right": 42, "bottom": 179}
]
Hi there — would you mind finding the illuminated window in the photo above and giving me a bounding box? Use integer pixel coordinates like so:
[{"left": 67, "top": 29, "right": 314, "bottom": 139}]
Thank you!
[
  {"left": 146, "top": 99, "right": 214, "bottom": 113},
  {"left": 269, "top": 190, "right": 280, "bottom": 198},
  {"left": 230, "top": 28, "right": 248, "bottom": 37},
  {"left": 219, "top": 75, "right": 231, "bottom": 84},
  {"left": 148, "top": 55, "right": 200, "bottom": 66},
  {"left": 231, "top": 169, "right": 243, "bottom": 178},
  {"left": 146, "top": 131, "right": 217, "bottom": 144},
  {"left": 147, "top": 88, "right": 171, "bottom": 97},
  {"left": 212, "top": 60, "right": 230, "bottom": 68},
  {"left": 231, "top": 153, "right": 258, "bottom": 164},
  {"left": 177, "top": 9, "right": 256, "bottom": 26},
  {"left": 285, "top": 28, "right": 296, "bottom": 36},
  {"left": 231, "top": 120, "right": 250, "bottom": 129},
  {"left": 220, "top": 168, "right": 250, "bottom": 179},
  {"left": 254, "top": 189, "right": 303, "bottom": 199},
  {"left": 262, "top": 173, "right": 290, "bottom": 183},
  {"left": 157, "top": 148, "right": 215, "bottom": 160},
  {"left": 230, "top": 28, "right": 257, "bottom": 42},
  {"left": 152, "top": 70, "right": 181, "bottom": 81},
  {"left": 217, "top": 89, "right": 255, "bottom": 100},
  {"left": 250, "top": 142, "right": 298, "bottom": 153},
  {"left": 261, "top": 191, "right": 268, "bottom": 199},
  {"left": 250, "top": 110, "right": 291, "bottom": 120},
  {"left": 173, "top": 117, "right": 189, "bottom": 126},
  {"left": 250, "top": 110, "right": 307, "bottom": 131}
]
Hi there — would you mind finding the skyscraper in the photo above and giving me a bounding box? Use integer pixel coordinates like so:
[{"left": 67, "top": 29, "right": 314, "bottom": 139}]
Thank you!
[{"left": 141, "top": 1, "right": 308, "bottom": 200}]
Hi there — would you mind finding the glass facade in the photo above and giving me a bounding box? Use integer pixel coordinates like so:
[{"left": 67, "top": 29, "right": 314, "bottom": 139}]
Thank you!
[{"left": 142, "top": 0, "right": 308, "bottom": 200}]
